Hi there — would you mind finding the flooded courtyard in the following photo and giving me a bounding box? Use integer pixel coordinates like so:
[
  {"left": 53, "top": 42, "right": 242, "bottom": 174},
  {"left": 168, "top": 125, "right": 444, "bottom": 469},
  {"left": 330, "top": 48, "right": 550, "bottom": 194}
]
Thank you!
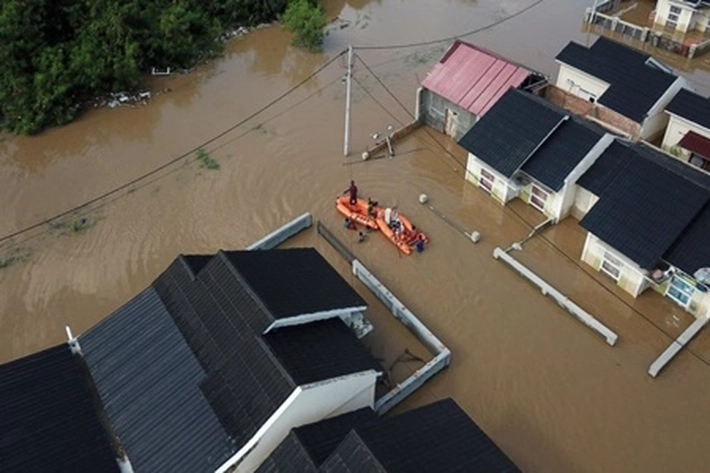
[{"left": 3, "top": 0, "right": 710, "bottom": 471}]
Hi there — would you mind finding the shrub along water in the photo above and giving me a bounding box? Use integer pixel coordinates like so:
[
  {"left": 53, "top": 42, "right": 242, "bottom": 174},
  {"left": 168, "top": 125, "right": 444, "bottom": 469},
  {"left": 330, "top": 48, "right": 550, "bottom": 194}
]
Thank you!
[{"left": 0, "top": 0, "right": 293, "bottom": 135}]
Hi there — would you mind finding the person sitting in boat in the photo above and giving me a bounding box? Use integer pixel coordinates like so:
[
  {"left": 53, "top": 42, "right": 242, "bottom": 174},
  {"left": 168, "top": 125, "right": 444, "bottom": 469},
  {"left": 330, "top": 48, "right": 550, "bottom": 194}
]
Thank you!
[
  {"left": 367, "top": 197, "right": 378, "bottom": 217},
  {"left": 343, "top": 217, "right": 356, "bottom": 230},
  {"left": 343, "top": 180, "right": 358, "bottom": 206}
]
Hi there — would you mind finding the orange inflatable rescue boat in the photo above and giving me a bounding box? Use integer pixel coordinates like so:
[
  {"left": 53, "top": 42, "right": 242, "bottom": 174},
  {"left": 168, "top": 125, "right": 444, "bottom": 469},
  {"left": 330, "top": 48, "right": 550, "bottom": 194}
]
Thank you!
[
  {"left": 335, "top": 196, "right": 379, "bottom": 230},
  {"left": 375, "top": 207, "right": 429, "bottom": 255}
]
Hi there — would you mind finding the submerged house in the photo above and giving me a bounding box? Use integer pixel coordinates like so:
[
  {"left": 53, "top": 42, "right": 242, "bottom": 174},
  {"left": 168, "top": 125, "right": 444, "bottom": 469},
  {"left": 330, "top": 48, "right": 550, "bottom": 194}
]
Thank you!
[
  {"left": 416, "top": 40, "right": 546, "bottom": 140},
  {"left": 459, "top": 88, "right": 613, "bottom": 222},
  {"left": 551, "top": 36, "right": 685, "bottom": 141},
  {"left": 653, "top": 0, "right": 710, "bottom": 34},
  {"left": 1, "top": 248, "right": 385, "bottom": 473},
  {"left": 574, "top": 141, "right": 710, "bottom": 316},
  {"left": 258, "top": 398, "right": 520, "bottom": 473},
  {"left": 662, "top": 88, "right": 710, "bottom": 171}
]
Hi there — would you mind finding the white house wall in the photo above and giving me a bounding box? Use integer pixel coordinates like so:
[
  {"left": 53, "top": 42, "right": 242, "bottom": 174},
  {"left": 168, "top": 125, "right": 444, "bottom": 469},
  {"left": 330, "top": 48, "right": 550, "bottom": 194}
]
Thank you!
[
  {"left": 654, "top": 0, "right": 695, "bottom": 32},
  {"left": 465, "top": 154, "right": 516, "bottom": 204},
  {"left": 219, "top": 370, "right": 379, "bottom": 473},
  {"left": 641, "top": 78, "right": 686, "bottom": 141},
  {"left": 661, "top": 113, "right": 710, "bottom": 157},
  {"left": 572, "top": 187, "right": 599, "bottom": 220},
  {"left": 555, "top": 65, "right": 610, "bottom": 102},
  {"left": 581, "top": 233, "right": 649, "bottom": 297}
]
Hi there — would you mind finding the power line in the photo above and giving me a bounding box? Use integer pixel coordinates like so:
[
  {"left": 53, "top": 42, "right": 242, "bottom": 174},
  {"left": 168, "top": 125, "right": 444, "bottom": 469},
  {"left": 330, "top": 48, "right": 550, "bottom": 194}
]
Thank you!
[
  {"left": 351, "top": 75, "right": 404, "bottom": 126},
  {"left": 352, "top": 0, "right": 545, "bottom": 51},
  {"left": 0, "top": 50, "right": 347, "bottom": 247}
]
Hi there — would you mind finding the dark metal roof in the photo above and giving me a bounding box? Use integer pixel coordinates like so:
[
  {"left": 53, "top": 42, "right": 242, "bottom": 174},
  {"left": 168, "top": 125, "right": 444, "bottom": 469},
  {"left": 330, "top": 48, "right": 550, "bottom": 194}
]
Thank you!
[
  {"left": 264, "top": 318, "right": 382, "bottom": 385},
  {"left": 521, "top": 117, "right": 606, "bottom": 191},
  {"left": 256, "top": 407, "right": 378, "bottom": 473},
  {"left": 223, "top": 248, "right": 366, "bottom": 320},
  {"left": 153, "top": 255, "right": 296, "bottom": 450},
  {"left": 556, "top": 37, "right": 677, "bottom": 122},
  {"left": 323, "top": 399, "right": 520, "bottom": 473},
  {"left": 0, "top": 344, "right": 121, "bottom": 473},
  {"left": 577, "top": 140, "right": 636, "bottom": 195},
  {"left": 421, "top": 40, "right": 532, "bottom": 117},
  {"left": 458, "top": 88, "right": 567, "bottom": 177},
  {"left": 665, "top": 203, "right": 710, "bottom": 275},
  {"left": 580, "top": 144, "right": 710, "bottom": 269},
  {"left": 80, "top": 287, "right": 236, "bottom": 473},
  {"left": 667, "top": 89, "right": 710, "bottom": 131}
]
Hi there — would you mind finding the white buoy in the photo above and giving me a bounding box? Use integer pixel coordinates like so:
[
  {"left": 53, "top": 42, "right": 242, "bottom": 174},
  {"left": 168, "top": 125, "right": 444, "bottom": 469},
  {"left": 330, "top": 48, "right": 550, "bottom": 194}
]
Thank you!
[
  {"left": 470, "top": 231, "right": 481, "bottom": 243},
  {"left": 419, "top": 193, "right": 429, "bottom": 204},
  {"left": 362, "top": 151, "right": 370, "bottom": 160}
]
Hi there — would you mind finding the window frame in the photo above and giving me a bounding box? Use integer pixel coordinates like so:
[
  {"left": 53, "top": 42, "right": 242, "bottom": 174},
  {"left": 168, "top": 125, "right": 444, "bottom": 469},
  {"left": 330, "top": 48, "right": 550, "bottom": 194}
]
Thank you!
[
  {"left": 479, "top": 168, "right": 495, "bottom": 193},
  {"left": 529, "top": 185, "right": 549, "bottom": 212},
  {"left": 666, "top": 275, "right": 695, "bottom": 308},
  {"left": 600, "top": 251, "right": 623, "bottom": 281}
]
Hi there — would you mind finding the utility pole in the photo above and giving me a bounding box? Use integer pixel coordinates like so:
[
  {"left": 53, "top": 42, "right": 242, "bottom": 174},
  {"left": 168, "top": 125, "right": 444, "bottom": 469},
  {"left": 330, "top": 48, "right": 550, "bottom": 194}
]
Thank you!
[{"left": 343, "top": 45, "right": 353, "bottom": 157}]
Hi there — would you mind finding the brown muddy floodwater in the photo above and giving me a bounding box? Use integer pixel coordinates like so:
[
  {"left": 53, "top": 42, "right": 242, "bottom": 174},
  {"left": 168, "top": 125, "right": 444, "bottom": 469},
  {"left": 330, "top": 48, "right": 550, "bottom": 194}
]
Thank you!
[{"left": 3, "top": 0, "right": 710, "bottom": 472}]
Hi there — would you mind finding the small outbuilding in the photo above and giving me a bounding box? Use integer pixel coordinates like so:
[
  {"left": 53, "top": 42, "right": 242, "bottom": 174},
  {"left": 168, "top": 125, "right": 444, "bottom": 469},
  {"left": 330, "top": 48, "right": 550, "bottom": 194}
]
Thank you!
[{"left": 417, "top": 40, "right": 546, "bottom": 140}]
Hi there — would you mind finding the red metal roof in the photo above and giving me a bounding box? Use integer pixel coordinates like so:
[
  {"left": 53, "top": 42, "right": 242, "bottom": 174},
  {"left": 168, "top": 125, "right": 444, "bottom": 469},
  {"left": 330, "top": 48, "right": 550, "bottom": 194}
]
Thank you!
[
  {"left": 679, "top": 130, "right": 710, "bottom": 159},
  {"left": 421, "top": 40, "right": 532, "bottom": 117}
]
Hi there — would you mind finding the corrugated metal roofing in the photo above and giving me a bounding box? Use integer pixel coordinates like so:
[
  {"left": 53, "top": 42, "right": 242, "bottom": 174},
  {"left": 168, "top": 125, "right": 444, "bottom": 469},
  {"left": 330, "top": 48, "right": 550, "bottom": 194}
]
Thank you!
[
  {"left": 0, "top": 344, "right": 121, "bottom": 473},
  {"left": 223, "top": 248, "right": 366, "bottom": 320},
  {"left": 322, "top": 399, "right": 520, "bottom": 472},
  {"left": 679, "top": 130, "right": 710, "bottom": 158},
  {"left": 555, "top": 37, "right": 677, "bottom": 122},
  {"left": 421, "top": 40, "right": 532, "bottom": 117},
  {"left": 667, "top": 89, "right": 710, "bottom": 131},
  {"left": 80, "top": 287, "right": 236, "bottom": 473}
]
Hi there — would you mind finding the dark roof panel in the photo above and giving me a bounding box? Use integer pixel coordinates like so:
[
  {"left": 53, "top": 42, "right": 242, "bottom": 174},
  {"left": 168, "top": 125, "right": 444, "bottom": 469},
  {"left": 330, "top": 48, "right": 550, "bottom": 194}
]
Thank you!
[
  {"left": 325, "top": 399, "right": 520, "bottom": 473},
  {"left": 458, "top": 88, "right": 566, "bottom": 177},
  {"left": 223, "top": 248, "right": 367, "bottom": 320},
  {"left": 667, "top": 89, "right": 710, "bottom": 130},
  {"left": 264, "top": 318, "right": 382, "bottom": 385},
  {"left": 0, "top": 344, "right": 121, "bottom": 473},
  {"left": 577, "top": 140, "right": 635, "bottom": 195},
  {"left": 257, "top": 407, "right": 378, "bottom": 473},
  {"left": 80, "top": 287, "right": 236, "bottom": 473},
  {"left": 294, "top": 407, "right": 378, "bottom": 466},
  {"left": 580, "top": 147, "right": 710, "bottom": 269},
  {"left": 521, "top": 118, "right": 606, "bottom": 191},
  {"left": 556, "top": 37, "right": 677, "bottom": 122},
  {"left": 320, "top": 432, "right": 387, "bottom": 473},
  {"left": 665, "top": 203, "right": 710, "bottom": 275}
]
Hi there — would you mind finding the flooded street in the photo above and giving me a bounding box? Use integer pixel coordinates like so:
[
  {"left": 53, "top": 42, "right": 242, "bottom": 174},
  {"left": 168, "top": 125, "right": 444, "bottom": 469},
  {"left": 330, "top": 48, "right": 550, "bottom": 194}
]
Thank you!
[{"left": 3, "top": 0, "right": 710, "bottom": 471}]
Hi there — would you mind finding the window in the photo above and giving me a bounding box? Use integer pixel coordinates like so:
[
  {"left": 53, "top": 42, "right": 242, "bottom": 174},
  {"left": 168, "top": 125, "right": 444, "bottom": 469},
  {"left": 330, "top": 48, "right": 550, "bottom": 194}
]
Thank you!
[
  {"left": 670, "top": 5, "right": 681, "bottom": 14},
  {"left": 600, "top": 251, "right": 623, "bottom": 281},
  {"left": 529, "top": 185, "right": 548, "bottom": 212},
  {"left": 667, "top": 276, "right": 695, "bottom": 307},
  {"left": 689, "top": 154, "right": 710, "bottom": 171},
  {"left": 479, "top": 168, "right": 495, "bottom": 193},
  {"left": 668, "top": 13, "right": 679, "bottom": 22}
]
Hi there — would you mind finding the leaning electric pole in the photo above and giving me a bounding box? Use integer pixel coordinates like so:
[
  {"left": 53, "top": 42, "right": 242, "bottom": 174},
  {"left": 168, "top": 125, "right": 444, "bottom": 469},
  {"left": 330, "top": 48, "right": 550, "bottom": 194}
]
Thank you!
[{"left": 343, "top": 45, "right": 353, "bottom": 157}]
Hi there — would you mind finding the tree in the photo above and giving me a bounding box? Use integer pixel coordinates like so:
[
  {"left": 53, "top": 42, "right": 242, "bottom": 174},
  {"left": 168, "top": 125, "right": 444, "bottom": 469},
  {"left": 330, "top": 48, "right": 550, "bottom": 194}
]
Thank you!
[{"left": 280, "top": 0, "right": 326, "bottom": 52}]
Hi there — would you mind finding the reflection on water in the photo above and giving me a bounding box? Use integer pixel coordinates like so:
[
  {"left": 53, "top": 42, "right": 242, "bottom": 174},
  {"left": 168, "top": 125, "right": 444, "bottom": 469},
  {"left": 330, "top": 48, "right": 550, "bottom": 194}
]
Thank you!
[{"left": 2, "top": 0, "right": 710, "bottom": 472}]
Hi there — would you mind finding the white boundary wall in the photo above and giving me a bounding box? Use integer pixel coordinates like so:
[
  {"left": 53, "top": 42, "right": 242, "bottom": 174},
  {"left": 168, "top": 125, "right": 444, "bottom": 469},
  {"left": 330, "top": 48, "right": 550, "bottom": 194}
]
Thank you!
[
  {"left": 648, "top": 316, "right": 710, "bottom": 377},
  {"left": 493, "top": 248, "right": 618, "bottom": 346}
]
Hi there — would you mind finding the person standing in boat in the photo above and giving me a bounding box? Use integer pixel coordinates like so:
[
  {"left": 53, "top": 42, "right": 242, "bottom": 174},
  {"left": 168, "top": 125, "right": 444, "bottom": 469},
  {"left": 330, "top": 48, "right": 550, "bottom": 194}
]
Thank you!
[{"left": 344, "top": 180, "right": 358, "bottom": 206}]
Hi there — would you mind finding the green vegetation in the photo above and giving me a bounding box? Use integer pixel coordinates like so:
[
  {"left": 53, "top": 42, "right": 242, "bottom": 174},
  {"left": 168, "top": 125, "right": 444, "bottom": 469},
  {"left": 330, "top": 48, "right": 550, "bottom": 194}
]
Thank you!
[
  {"left": 196, "top": 147, "right": 220, "bottom": 170},
  {"left": 0, "top": 0, "right": 291, "bottom": 135},
  {"left": 0, "top": 249, "right": 31, "bottom": 270},
  {"left": 281, "top": 0, "right": 327, "bottom": 51}
]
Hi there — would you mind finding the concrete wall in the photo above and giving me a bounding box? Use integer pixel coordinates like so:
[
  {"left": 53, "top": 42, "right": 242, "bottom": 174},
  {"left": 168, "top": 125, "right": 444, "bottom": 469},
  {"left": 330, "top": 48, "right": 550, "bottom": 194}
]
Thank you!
[
  {"left": 572, "top": 186, "right": 599, "bottom": 220},
  {"left": 546, "top": 85, "right": 641, "bottom": 141},
  {"left": 661, "top": 113, "right": 710, "bottom": 159},
  {"left": 465, "top": 154, "right": 518, "bottom": 204},
  {"left": 419, "top": 89, "right": 477, "bottom": 141},
  {"left": 581, "top": 233, "right": 649, "bottom": 297},
  {"left": 220, "top": 371, "right": 378, "bottom": 473},
  {"left": 556, "top": 64, "right": 610, "bottom": 102}
]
